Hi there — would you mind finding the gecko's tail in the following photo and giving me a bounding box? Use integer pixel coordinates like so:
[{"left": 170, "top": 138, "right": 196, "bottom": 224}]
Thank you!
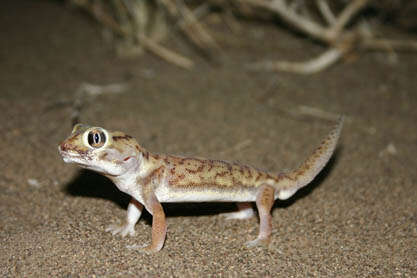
[{"left": 275, "top": 116, "right": 344, "bottom": 200}]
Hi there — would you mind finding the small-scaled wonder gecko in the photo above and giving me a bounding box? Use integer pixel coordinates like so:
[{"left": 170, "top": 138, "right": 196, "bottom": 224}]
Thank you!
[{"left": 58, "top": 117, "right": 343, "bottom": 252}]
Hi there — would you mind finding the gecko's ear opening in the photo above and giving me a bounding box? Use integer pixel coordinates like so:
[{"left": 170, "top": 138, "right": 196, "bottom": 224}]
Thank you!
[
  {"left": 123, "top": 156, "right": 134, "bottom": 162},
  {"left": 120, "top": 155, "right": 140, "bottom": 173}
]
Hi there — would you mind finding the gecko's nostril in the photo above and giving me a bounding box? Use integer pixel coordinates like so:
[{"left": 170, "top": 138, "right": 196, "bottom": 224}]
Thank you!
[{"left": 59, "top": 142, "right": 68, "bottom": 152}]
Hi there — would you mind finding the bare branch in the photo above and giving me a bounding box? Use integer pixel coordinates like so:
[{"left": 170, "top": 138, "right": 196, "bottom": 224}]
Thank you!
[
  {"left": 160, "top": 0, "right": 219, "bottom": 51},
  {"left": 329, "top": 0, "right": 369, "bottom": 38},
  {"left": 137, "top": 33, "right": 194, "bottom": 69},
  {"left": 243, "top": 0, "right": 331, "bottom": 43},
  {"left": 316, "top": 0, "right": 336, "bottom": 25},
  {"left": 248, "top": 48, "right": 344, "bottom": 74},
  {"left": 73, "top": 0, "right": 194, "bottom": 69},
  {"left": 177, "top": 0, "right": 220, "bottom": 50}
]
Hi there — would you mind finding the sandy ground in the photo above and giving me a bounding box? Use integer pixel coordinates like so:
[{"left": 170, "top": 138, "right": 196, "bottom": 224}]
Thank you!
[{"left": 1, "top": 0, "right": 416, "bottom": 277}]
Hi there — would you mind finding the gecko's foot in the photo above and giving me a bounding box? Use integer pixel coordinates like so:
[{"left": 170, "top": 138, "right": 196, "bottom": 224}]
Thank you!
[
  {"left": 245, "top": 237, "right": 271, "bottom": 248},
  {"left": 126, "top": 244, "right": 159, "bottom": 253},
  {"left": 106, "top": 222, "right": 136, "bottom": 237},
  {"left": 221, "top": 208, "right": 255, "bottom": 220}
]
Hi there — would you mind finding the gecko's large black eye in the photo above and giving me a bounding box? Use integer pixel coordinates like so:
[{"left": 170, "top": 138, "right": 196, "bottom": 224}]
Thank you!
[{"left": 87, "top": 130, "right": 106, "bottom": 148}]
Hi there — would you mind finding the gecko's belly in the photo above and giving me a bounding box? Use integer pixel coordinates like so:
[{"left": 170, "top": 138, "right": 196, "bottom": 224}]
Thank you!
[{"left": 155, "top": 185, "right": 257, "bottom": 203}]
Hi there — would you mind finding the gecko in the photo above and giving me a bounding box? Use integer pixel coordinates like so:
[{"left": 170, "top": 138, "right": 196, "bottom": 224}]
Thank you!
[{"left": 58, "top": 117, "right": 343, "bottom": 252}]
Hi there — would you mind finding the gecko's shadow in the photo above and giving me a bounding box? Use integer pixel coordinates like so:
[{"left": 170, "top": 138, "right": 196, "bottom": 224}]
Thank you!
[
  {"left": 64, "top": 147, "right": 342, "bottom": 222},
  {"left": 64, "top": 169, "right": 131, "bottom": 208}
]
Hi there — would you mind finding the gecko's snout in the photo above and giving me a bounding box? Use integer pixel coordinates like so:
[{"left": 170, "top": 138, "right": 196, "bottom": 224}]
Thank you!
[{"left": 59, "top": 141, "right": 70, "bottom": 152}]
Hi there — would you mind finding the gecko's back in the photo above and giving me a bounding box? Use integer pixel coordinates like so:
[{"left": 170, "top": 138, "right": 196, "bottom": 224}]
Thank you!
[
  {"left": 154, "top": 155, "right": 279, "bottom": 202},
  {"left": 164, "top": 155, "right": 278, "bottom": 188}
]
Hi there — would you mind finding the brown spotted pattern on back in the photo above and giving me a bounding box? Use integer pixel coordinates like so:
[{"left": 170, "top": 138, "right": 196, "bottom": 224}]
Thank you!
[{"left": 161, "top": 155, "right": 277, "bottom": 189}]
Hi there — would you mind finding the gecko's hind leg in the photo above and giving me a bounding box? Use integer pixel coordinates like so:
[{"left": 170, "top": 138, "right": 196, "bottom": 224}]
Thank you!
[
  {"left": 246, "top": 185, "right": 275, "bottom": 247},
  {"left": 221, "top": 202, "right": 255, "bottom": 220}
]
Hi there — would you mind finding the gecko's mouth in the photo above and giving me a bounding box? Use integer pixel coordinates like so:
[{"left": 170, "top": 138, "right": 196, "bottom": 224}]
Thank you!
[
  {"left": 60, "top": 151, "right": 81, "bottom": 163},
  {"left": 58, "top": 145, "right": 89, "bottom": 165}
]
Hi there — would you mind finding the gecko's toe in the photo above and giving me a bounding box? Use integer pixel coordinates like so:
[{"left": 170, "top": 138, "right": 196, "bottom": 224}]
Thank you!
[
  {"left": 126, "top": 244, "right": 159, "bottom": 253},
  {"left": 106, "top": 223, "right": 136, "bottom": 237},
  {"left": 245, "top": 237, "right": 271, "bottom": 248}
]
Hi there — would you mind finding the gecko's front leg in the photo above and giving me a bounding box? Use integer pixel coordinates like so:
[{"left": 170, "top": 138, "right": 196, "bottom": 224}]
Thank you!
[
  {"left": 128, "top": 191, "right": 167, "bottom": 253},
  {"left": 145, "top": 193, "right": 167, "bottom": 252},
  {"left": 106, "top": 198, "right": 143, "bottom": 237}
]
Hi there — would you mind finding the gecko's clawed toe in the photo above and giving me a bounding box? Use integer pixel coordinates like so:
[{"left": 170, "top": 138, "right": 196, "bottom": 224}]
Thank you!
[
  {"left": 106, "top": 222, "right": 136, "bottom": 237},
  {"left": 126, "top": 244, "right": 159, "bottom": 253},
  {"left": 245, "top": 237, "right": 271, "bottom": 248}
]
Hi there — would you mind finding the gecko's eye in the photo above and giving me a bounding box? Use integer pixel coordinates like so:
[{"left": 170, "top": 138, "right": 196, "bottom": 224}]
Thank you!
[{"left": 87, "top": 130, "right": 106, "bottom": 148}]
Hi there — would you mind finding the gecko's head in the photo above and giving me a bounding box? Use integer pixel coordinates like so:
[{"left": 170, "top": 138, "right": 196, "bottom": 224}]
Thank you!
[{"left": 58, "top": 124, "right": 142, "bottom": 176}]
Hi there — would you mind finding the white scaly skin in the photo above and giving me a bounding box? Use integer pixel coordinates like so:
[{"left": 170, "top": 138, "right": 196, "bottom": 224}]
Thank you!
[{"left": 58, "top": 117, "right": 344, "bottom": 252}]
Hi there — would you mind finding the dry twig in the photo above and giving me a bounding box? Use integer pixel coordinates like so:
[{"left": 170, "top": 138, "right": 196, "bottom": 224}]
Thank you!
[
  {"left": 243, "top": 0, "right": 417, "bottom": 74},
  {"left": 316, "top": 0, "right": 336, "bottom": 25},
  {"left": 168, "top": 0, "right": 219, "bottom": 51},
  {"left": 71, "top": 0, "right": 195, "bottom": 69},
  {"left": 70, "top": 0, "right": 417, "bottom": 73}
]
